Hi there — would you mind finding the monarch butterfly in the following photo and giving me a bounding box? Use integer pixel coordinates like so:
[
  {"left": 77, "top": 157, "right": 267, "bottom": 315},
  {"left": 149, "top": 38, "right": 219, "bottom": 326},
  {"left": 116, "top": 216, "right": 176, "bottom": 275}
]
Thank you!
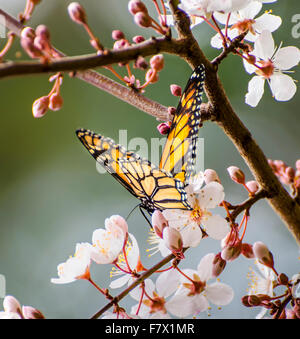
[{"left": 76, "top": 64, "right": 205, "bottom": 213}]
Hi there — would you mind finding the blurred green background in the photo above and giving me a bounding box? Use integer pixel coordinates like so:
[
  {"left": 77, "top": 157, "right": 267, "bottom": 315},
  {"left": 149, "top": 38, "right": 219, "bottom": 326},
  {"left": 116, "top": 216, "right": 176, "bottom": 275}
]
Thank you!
[{"left": 0, "top": 0, "right": 299, "bottom": 319}]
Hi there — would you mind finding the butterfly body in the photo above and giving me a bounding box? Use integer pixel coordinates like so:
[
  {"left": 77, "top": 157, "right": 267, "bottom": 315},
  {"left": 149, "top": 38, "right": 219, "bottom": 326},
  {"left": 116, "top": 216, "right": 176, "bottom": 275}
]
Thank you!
[{"left": 76, "top": 65, "right": 205, "bottom": 214}]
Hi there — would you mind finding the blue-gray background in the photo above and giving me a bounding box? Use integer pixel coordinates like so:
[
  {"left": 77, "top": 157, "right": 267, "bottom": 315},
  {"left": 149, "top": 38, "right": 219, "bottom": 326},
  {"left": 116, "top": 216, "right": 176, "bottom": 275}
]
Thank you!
[{"left": 0, "top": 0, "right": 299, "bottom": 319}]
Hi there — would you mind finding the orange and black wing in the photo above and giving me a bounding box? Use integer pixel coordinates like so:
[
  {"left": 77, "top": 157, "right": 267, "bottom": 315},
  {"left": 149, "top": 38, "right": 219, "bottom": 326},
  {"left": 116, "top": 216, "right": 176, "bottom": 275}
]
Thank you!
[
  {"left": 159, "top": 65, "right": 205, "bottom": 184},
  {"left": 76, "top": 129, "right": 191, "bottom": 212}
]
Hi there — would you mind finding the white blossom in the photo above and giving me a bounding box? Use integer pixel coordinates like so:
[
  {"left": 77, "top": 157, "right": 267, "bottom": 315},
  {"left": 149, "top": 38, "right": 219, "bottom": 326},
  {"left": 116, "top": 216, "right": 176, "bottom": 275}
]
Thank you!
[
  {"left": 163, "top": 173, "right": 230, "bottom": 248},
  {"left": 244, "top": 30, "right": 300, "bottom": 106}
]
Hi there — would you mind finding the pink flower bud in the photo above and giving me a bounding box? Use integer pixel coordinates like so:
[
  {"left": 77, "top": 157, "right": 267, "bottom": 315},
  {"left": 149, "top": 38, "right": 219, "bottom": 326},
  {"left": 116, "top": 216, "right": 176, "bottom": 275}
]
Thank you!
[
  {"left": 253, "top": 241, "right": 274, "bottom": 268},
  {"left": 221, "top": 242, "right": 242, "bottom": 261},
  {"left": 150, "top": 54, "right": 164, "bottom": 72},
  {"left": 106, "top": 215, "right": 128, "bottom": 235},
  {"left": 162, "top": 227, "right": 183, "bottom": 252},
  {"left": 212, "top": 253, "right": 226, "bottom": 277},
  {"left": 128, "top": 0, "right": 148, "bottom": 15},
  {"left": 133, "top": 35, "right": 145, "bottom": 44},
  {"left": 68, "top": 2, "right": 87, "bottom": 25},
  {"left": 112, "top": 30, "right": 125, "bottom": 40},
  {"left": 22, "top": 306, "right": 45, "bottom": 319},
  {"left": 168, "top": 106, "right": 176, "bottom": 116},
  {"left": 152, "top": 210, "right": 168, "bottom": 238},
  {"left": 35, "top": 25, "right": 50, "bottom": 41},
  {"left": 21, "top": 27, "right": 35, "bottom": 41},
  {"left": 113, "top": 39, "right": 130, "bottom": 50},
  {"left": 296, "top": 160, "right": 300, "bottom": 171},
  {"left": 227, "top": 166, "right": 245, "bottom": 184},
  {"left": 32, "top": 96, "right": 49, "bottom": 118},
  {"left": 134, "top": 12, "right": 152, "bottom": 28},
  {"left": 3, "top": 296, "right": 22, "bottom": 314},
  {"left": 241, "top": 243, "right": 255, "bottom": 259},
  {"left": 21, "top": 37, "right": 43, "bottom": 59},
  {"left": 277, "top": 273, "right": 289, "bottom": 285},
  {"left": 293, "top": 299, "right": 300, "bottom": 319},
  {"left": 157, "top": 122, "right": 171, "bottom": 135},
  {"left": 170, "top": 84, "right": 182, "bottom": 97},
  {"left": 285, "top": 167, "right": 295, "bottom": 182},
  {"left": 286, "top": 309, "right": 298, "bottom": 319},
  {"left": 134, "top": 56, "right": 148, "bottom": 70},
  {"left": 204, "top": 169, "right": 221, "bottom": 184},
  {"left": 145, "top": 68, "right": 159, "bottom": 84},
  {"left": 245, "top": 180, "right": 259, "bottom": 194},
  {"left": 48, "top": 93, "right": 63, "bottom": 111}
]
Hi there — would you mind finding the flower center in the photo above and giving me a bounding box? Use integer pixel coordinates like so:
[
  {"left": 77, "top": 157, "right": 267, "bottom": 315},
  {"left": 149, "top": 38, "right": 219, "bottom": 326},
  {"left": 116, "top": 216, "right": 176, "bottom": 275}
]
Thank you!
[
  {"left": 231, "top": 19, "right": 256, "bottom": 35},
  {"left": 256, "top": 60, "right": 275, "bottom": 79},
  {"left": 191, "top": 201, "right": 211, "bottom": 223}
]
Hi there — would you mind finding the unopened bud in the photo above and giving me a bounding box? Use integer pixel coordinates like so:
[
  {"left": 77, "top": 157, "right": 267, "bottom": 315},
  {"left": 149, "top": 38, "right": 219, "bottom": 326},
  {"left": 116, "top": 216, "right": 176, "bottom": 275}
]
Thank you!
[
  {"left": 21, "top": 27, "right": 35, "bottom": 41},
  {"left": 134, "top": 56, "right": 148, "bottom": 70},
  {"left": 212, "top": 253, "right": 226, "bottom": 277},
  {"left": 113, "top": 39, "right": 130, "bottom": 50},
  {"left": 48, "top": 93, "right": 63, "bottom": 111},
  {"left": 170, "top": 84, "right": 182, "bottom": 97},
  {"left": 145, "top": 68, "right": 159, "bottom": 84},
  {"left": 68, "top": 2, "right": 87, "bottom": 25},
  {"left": 32, "top": 96, "right": 49, "bottom": 118},
  {"left": 35, "top": 25, "right": 50, "bottom": 41},
  {"left": 134, "top": 12, "right": 152, "bottom": 28},
  {"left": 245, "top": 180, "right": 259, "bottom": 194},
  {"left": 204, "top": 169, "right": 221, "bottom": 184},
  {"left": 296, "top": 160, "right": 300, "bottom": 171},
  {"left": 277, "top": 273, "right": 289, "bottom": 285},
  {"left": 112, "top": 30, "right": 125, "bottom": 40},
  {"left": 128, "top": 0, "right": 148, "bottom": 15},
  {"left": 294, "top": 298, "right": 300, "bottom": 318},
  {"left": 286, "top": 309, "right": 297, "bottom": 319},
  {"left": 3, "top": 296, "right": 22, "bottom": 314},
  {"left": 247, "top": 294, "right": 261, "bottom": 306},
  {"left": 253, "top": 241, "right": 274, "bottom": 268},
  {"left": 152, "top": 210, "right": 168, "bottom": 238},
  {"left": 133, "top": 35, "right": 145, "bottom": 44},
  {"left": 162, "top": 227, "right": 183, "bottom": 252},
  {"left": 285, "top": 167, "right": 295, "bottom": 182},
  {"left": 241, "top": 243, "right": 255, "bottom": 259},
  {"left": 22, "top": 306, "right": 45, "bottom": 319},
  {"left": 168, "top": 106, "right": 176, "bottom": 116},
  {"left": 221, "top": 242, "right": 242, "bottom": 261},
  {"left": 105, "top": 215, "right": 128, "bottom": 235},
  {"left": 157, "top": 122, "right": 171, "bottom": 135},
  {"left": 21, "top": 37, "right": 43, "bottom": 59},
  {"left": 150, "top": 54, "right": 164, "bottom": 72},
  {"left": 227, "top": 166, "right": 245, "bottom": 184}
]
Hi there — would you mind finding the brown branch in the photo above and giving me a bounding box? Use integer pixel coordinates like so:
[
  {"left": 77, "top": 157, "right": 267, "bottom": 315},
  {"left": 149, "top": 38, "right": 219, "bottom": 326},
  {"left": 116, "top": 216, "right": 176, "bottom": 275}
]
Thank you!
[{"left": 90, "top": 251, "right": 183, "bottom": 319}]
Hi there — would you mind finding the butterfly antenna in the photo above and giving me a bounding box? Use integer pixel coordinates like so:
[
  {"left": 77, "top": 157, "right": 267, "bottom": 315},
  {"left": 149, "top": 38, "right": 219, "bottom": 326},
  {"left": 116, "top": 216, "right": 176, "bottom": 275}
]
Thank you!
[
  {"left": 126, "top": 204, "right": 140, "bottom": 222},
  {"left": 139, "top": 205, "right": 153, "bottom": 228}
]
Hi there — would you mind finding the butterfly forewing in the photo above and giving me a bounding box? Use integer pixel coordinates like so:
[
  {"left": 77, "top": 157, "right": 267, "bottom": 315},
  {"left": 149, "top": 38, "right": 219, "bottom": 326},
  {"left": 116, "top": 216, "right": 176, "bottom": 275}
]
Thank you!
[
  {"left": 76, "top": 129, "right": 191, "bottom": 212},
  {"left": 160, "top": 64, "right": 206, "bottom": 185}
]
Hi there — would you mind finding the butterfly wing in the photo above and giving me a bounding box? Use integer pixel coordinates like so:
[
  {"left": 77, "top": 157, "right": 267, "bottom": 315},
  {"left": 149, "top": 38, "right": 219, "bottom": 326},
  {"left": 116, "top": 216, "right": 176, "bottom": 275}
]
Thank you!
[
  {"left": 76, "top": 129, "right": 191, "bottom": 212},
  {"left": 159, "top": 65, "right": 205, "bottom": 184}
]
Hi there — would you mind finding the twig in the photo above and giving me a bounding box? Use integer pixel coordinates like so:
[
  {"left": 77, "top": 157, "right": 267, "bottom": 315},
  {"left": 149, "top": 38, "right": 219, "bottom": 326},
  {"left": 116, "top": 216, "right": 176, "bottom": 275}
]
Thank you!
[{"left": 90, "top": 251, "right": 183, "bottom": 319}]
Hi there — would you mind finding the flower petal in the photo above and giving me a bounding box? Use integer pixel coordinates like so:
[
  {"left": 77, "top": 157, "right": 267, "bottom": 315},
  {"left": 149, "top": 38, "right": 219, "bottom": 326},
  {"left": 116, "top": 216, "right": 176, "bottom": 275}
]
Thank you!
[
  {"left": 197, "top": 253, "right": 215, "bottom": 281},
  {"left": 239, "top": 1, "right": 262, "bottom": 20},
  {"left": 156, "top": 269, "right": 181, "bottom": 298},
  {"left": 269, "top": 74, "right": 297, "bottom": 101},
  {"left": 205, "top": 282, "right": 234, "bottom": 305},
  {"left": 253, "top": 30, "right": 275, "bottom": 60},
  {"left": 202, "top": 215, "right": 230, "bottom": 240},
  {"left": 197, "top": 182, "right": 225, "bottom": 209},
  {"left": 254, "top": 13, "right": 282, "bottom": 33},
  {"left": 273, "top": 46, "right": 300, "bottom": 70},
  {"left": 245, "top": 76, "right": 265, "bottom": 107}
]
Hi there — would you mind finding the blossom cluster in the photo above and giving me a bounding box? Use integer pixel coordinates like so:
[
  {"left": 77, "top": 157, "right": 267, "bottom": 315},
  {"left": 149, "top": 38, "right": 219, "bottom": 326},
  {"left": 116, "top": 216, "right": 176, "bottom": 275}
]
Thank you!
[{"left": 166, "top": 0, "right": 300, "bottom": 106}]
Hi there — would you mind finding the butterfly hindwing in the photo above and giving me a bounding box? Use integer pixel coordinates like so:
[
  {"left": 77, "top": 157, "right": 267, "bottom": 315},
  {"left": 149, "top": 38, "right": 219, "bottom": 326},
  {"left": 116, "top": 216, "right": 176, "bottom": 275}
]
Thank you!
[
  {"left": 160, "top": 64, "right": 206, "bottom": 184},
  {"left": 76, "top": 129, "right": 191, "bottom": 212}
]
